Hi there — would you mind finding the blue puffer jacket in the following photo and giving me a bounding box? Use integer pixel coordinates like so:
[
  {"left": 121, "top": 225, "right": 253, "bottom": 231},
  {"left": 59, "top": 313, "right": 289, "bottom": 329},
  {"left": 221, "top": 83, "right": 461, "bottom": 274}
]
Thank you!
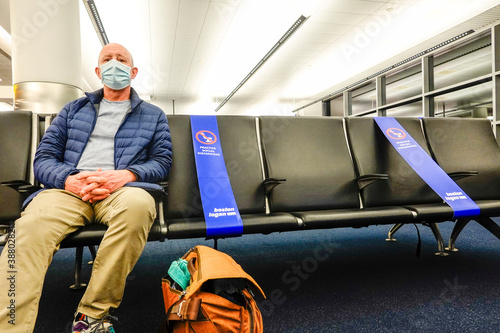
[{"left": 34, "top": 88, "right": 172, "bottom": 190}]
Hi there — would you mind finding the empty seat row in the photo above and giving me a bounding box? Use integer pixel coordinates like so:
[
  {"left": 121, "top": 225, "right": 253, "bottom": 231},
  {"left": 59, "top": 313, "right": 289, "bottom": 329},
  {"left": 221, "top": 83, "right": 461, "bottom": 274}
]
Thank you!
[{"left": 163, "top": 115, "right": 500, "bottom": 254}]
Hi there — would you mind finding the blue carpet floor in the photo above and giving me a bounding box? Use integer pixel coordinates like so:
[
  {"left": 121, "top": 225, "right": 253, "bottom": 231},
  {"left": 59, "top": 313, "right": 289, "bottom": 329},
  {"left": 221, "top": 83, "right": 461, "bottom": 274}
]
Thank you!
[{"left": 27, "top": 219, "right": 500, "bottom": 332}]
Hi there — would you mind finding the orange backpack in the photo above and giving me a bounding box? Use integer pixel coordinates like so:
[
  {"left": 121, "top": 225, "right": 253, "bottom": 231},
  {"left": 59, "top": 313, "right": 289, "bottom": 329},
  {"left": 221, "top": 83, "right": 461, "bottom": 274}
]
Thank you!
[{"left": 159, "top": 245, "right": 266, "bottom": 333}]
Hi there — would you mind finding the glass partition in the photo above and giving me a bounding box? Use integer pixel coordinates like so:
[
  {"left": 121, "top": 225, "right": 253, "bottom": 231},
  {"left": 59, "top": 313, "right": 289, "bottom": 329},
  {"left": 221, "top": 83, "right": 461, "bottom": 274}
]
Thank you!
[
  {"left": 329, "top": 95, "right": 344, "bottom": 116},
  {"left": 386, "top": 100, "right": 423, "bottom": 117},
  {"left": 386, "top": 64, "right": 422, "bottom": 105},
  {"left": 434, "top": 81, "right": 492, "bottom": 118},
  {"left": 434, "top": 35, "right": 491, "bottom": 90},
  {"left": 352, "top": 81, "right": 376, "bottom": 115}
]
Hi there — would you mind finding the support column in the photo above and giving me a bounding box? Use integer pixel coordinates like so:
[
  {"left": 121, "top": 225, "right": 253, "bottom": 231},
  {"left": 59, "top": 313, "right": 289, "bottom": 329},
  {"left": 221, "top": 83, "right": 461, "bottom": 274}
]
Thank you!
[
  {"left": 376, "top": 76, "right": 386, "bottom": 117},
  {"left": 10, "top": 0, "right": 83, "bottom": 115},
  {"left": 422, "top": 55, "right": 434, "bottom": 117},
  {"left": 492, "top": 23, "right": 500, "bottom": 142},
  {"left": 10, "top": 0, "right": 83, "bottom": 183},
  {"left": 321, "top": 100, "right": 331, "bottom": 116},
  {"left": 343, "top": 90, "right": 352, "bottom": 116}
]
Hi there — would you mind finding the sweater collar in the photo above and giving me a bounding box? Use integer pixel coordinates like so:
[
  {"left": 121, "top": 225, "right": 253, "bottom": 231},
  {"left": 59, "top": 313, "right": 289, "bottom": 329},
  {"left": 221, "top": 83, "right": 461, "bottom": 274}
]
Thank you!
[{"left": 85, "top": 87, "right": 143, "bottom": 110}]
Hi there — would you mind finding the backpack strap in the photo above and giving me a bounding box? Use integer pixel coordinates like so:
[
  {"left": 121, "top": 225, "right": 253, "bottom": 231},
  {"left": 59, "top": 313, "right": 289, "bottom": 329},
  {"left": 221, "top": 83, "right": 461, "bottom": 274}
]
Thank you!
[
  {"left": 162, "top": 297, "right": 219, "bottom": 333},
  {"left": 167, "top": 298, "right": 202, "bottom": 321}
]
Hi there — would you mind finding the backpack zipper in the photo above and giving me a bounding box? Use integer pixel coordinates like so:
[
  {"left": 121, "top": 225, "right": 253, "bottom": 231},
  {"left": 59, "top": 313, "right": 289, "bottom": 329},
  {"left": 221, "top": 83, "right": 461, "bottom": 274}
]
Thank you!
[{"left": 241, "top": 290, "right": 255, "bottom": 332}]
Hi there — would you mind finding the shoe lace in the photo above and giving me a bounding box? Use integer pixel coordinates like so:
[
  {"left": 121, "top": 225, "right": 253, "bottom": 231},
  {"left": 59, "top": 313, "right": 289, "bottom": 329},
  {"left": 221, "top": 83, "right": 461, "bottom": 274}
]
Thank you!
[{"left": 88, "top": 314, "right": 119, "bottom": 333}]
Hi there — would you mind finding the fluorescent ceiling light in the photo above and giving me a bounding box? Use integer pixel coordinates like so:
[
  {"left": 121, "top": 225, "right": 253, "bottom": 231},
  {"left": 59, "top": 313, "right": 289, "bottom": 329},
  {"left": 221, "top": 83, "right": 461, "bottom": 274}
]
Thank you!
[
  {"left": 82, "top": 0, "right": 109, "bottom": 46},
  {"left": 214, "top": 15, "right": 309, "bottom": 112}
]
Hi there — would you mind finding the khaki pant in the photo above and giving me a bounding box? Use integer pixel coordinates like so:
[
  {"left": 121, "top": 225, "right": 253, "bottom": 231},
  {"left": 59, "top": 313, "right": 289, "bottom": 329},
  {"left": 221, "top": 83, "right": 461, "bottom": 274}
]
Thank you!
[{"left": 0, "top": 187, "right": 156, "bottom": 332}]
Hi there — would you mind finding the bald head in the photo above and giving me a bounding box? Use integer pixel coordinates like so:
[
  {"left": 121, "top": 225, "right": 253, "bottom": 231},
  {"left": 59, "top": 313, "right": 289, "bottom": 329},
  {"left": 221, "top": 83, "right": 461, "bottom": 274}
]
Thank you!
[
  {"left": 95, "top": 43, "right": 138, "bottom": 91},
  {"left": 98, "top": 43, "right": 134, "bottom": 67}
]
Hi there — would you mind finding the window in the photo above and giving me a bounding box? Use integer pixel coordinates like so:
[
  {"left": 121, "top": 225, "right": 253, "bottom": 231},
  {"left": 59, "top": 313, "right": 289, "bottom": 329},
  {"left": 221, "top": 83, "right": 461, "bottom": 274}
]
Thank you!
[
  {"left": 386, "top": 64, "right": 422, "bottom": 105},
  {"left": 351, "top": 81, "right": 376, "bottom": 115},
  {"left": 329, "top": 95, "right": 344, "bottom": 116},
  {"left": 386, "top": 100, "right": 423, "bottom": 117},
  {"left": 434, "top": 35, "right": 491, "bottom": 90},
  {"left": 434, "top": 81, "right": 492, "bottom": 118}
]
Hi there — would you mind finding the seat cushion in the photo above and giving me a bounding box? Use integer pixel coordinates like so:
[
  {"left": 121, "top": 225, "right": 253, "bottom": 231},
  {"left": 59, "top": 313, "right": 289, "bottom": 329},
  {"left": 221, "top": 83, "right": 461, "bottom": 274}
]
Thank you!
[
  {"left": 166, "top": 213, "right": 299, "bottom": 239},
  {"left": 293, "top": 206, "right": 415, "bottom": 229}
]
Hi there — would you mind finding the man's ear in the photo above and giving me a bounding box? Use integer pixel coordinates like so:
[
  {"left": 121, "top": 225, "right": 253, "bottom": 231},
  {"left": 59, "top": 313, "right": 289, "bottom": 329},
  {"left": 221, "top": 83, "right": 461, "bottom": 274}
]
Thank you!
[
  {"left": 131, "top": 67, "right": 138, "bottom": 80},
  {"left": 95, "top": 66, "right": 102, "bottom": 80}
]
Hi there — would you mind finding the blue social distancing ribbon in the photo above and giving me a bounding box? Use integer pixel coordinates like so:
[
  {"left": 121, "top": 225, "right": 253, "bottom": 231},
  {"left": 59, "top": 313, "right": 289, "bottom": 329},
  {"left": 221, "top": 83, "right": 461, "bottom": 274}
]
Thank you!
[
  {"left": 190, "top": 115, "right": 243, "bottom": 238},
  {"left": 374, "top": 117, "right": 480, "bottom": 218}
]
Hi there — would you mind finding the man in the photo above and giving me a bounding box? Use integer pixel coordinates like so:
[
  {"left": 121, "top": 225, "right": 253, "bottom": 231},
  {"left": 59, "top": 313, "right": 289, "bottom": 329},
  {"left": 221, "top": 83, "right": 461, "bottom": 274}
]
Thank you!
[{"left": 0, "top": 43, "right": 172, "bottom": 332}]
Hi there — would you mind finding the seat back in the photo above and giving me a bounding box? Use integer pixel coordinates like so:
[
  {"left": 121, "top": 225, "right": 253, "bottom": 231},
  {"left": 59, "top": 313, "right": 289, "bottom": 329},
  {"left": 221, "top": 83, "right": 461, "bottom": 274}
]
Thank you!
[
  {"left": 259, "top": 116, "right": 359, "bottom": 212},
  {"left": 423, "top": 117, "right": 500, "bottom": 200},
  {"left": 0, "top": 111, "right": 32, "bottom": 182},
  {"left": 346, "top": 117, "right": 441, "bottom": 207},
  {"left": 165, "top": 115, "right": 266, "bottom": 220},
  {"left": 38, "top": 113, "right": 56, "bottom": 144}
]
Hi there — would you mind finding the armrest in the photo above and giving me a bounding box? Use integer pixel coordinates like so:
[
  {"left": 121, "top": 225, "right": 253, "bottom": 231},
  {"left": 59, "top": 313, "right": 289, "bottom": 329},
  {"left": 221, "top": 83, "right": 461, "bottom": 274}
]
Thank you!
[
  {"left": 147, "top": 182, "right": 168, "bottom": 243},
  {"left": 157, "top": 181, "right": 169, "bottom": 190},
  {"left": 1, "top": 181, "right": 41, "bottom": 201},
  {"left": 263, "top": 178, "right": 286, "bottom": 195},
  {"left": 17, "top": 184, "right": 42, "bottom": 194},
  {"left": 146, "top": 190, "right": 166, "bottom": 202},
  {"left": 448, "top": 171, "right": 478, "bottom": 181},
  {"left": 1, "top": 180, "right": 31, "bottom": 191},
  {"left": 125, "top": 181, "right": 167, "bottom": 201},
  {"left": 358, "top": 174, "right": 389, "bottom": 190}
]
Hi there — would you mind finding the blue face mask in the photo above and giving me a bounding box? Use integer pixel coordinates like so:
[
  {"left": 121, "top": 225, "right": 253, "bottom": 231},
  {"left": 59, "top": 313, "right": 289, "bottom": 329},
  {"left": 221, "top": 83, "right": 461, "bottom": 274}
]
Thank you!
[{"left": 99, "top": 59, "right": 132, "bottom": 90}]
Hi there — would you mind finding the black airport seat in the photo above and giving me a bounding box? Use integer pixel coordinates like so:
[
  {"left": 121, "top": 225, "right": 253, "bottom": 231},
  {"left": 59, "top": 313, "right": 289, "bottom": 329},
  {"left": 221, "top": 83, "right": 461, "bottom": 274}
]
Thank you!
[
  {"left": 164, "top": 115, "right": 298, "bottom": 239},
  {"left": 0, "top": 111, "right": 33, "bottom": 185},
  {"left": 0, "top": 111, "right": 33, "bottom": 243},
  {"left": 345, "top": 117, "right": 453, "bottom": 218},
  {"left": 259, "top": 116, "right": 414, "bottom": 230},
  {"left": 345, "top": 117, "right": 451, "bottom": 253},
  {"left": 422, "top": 117, "right": 500, "bottom": 250}
]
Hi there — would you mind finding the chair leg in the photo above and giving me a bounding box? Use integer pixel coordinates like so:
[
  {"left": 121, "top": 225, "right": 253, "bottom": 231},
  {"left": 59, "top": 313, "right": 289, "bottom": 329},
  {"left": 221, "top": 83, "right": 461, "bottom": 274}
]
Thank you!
[
  {"left": 475, "top": 217, "right": 500, "bottom": 240},
  {"left": 446, "top": 217, "right": 500, "bottom": 252},
  {"left": 426, "top": 223, "right": 448, "bottom": 256},
  {"left": 445, "top": 218, "right": 470, "bottom": 252},
  {"left": 87, "top": 245, "right": 97, "bottom": 265},
  {"left": 386, "top": 223, "right": 404, "bottom": 241},
  {"left": 70, "top": 246, "right": 87, "bottom": 290}
]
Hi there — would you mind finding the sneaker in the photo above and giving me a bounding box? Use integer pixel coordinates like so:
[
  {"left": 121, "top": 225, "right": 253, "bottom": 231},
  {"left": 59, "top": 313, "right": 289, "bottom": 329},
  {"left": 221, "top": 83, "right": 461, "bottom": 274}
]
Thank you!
[{"left": 72, "top": 312, "right": 117, "bottom": 333}]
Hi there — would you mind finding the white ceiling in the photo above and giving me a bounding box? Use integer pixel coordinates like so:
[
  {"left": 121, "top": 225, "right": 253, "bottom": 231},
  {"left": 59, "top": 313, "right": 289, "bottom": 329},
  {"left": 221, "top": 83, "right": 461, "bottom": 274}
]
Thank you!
[{"left": 1, "top": 0, "right": 500, "bottom": 115}]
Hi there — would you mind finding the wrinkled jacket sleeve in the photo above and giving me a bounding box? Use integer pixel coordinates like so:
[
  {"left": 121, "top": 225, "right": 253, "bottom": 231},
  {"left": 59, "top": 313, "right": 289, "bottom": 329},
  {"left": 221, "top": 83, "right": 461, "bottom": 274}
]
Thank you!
[
  {"left": 127, "top": 112, "right": 172, "bottom": 183},
  {"left": 33, "top": 107, "right": 79, "bottom": 189}
]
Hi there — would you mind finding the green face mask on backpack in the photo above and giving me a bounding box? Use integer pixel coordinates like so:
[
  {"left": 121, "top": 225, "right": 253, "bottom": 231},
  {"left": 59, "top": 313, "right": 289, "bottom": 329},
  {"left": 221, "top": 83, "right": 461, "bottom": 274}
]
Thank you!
[{"left": 167, "top": 258, "right": 190, "bottom": 290}]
